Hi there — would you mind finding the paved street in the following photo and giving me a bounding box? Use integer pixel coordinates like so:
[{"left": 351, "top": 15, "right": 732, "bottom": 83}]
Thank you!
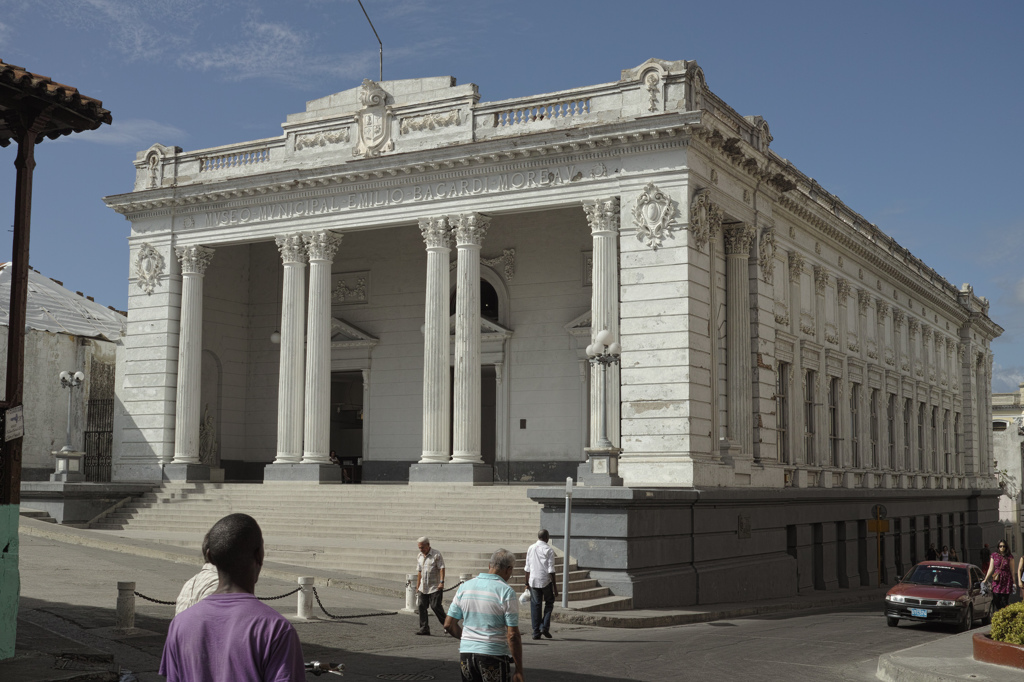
[{"left": 19, "top": 534, "right": 964, "bottom": 681}]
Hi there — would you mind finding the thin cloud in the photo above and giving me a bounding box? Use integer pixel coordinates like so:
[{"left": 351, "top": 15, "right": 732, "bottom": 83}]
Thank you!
[
  {"left": 67, "top": 118, "right": 188, "bottom": 147},
  {"left": 992, "top": 362, "right": 1024, "bottom": 394},
  {"left": 178, "top": 17, "right": 374, "bottom": 82}
]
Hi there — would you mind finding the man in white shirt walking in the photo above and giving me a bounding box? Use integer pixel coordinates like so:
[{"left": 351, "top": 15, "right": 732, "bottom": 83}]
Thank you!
[
  {"left": 523, "top": 529, "right": 557, "bottom": 640},
  {"left": 416, "top": 536, "right": 447, "bottom": 635}
]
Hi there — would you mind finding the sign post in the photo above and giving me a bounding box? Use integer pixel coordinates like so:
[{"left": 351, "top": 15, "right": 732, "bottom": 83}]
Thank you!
[
  {"left": 869, "top": 504, "right": 888, "bottom": 586},
  {"left": 562, "top": 477, "right": 572, "bottom": 609}
]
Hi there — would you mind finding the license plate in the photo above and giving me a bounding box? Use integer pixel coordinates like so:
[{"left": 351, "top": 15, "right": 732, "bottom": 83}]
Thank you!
[{"left": 910, "top": 608, "right": 929, "bottom": 618}]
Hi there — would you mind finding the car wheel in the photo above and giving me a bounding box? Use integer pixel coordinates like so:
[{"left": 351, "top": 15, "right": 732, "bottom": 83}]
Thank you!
[
  {"left": 981, "top": 605, "right": 992, "bottom": 626},
  {"left": 959, "top": 605, "right": 973, "bottom": 633},
  {"left": 886, "top": 616, "right": 899, "bottom": 627}
]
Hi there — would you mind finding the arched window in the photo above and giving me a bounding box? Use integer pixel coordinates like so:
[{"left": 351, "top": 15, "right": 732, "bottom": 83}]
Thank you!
[{"left": 450, "top": 280, "right": 500, "bottom": 323}]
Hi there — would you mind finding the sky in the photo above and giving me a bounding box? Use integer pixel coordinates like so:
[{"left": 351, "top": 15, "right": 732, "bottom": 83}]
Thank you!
[{"left": 0, "top": 0, "right": 1022, "bottom": 389}]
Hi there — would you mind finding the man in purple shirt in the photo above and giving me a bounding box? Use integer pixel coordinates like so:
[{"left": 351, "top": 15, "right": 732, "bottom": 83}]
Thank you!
[{"left": 160, "top": 513, "right": 306, "bottom": 682}]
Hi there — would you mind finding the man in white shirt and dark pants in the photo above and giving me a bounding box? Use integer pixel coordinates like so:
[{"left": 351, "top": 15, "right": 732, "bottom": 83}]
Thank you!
[
  {"left": 416, "top": 536, "right": 446, "bottom": 635},
  {"left": 523, "top": 529, "right": 557, "bottom": 640}
]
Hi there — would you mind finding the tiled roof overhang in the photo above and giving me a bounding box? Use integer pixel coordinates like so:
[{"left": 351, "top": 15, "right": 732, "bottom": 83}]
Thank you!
[{"left": 0, "top": 59, "right": 112, "bottom": 146}]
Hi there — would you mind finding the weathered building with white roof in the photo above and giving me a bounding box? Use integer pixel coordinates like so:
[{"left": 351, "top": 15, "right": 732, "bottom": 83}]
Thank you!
[{"left": 104, "top": 59, "right": 1003, "bottom": 603}]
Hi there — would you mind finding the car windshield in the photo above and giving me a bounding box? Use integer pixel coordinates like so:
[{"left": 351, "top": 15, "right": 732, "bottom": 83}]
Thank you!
[{"left": 902, "top": 565, "right": 968, "bottom": 588}]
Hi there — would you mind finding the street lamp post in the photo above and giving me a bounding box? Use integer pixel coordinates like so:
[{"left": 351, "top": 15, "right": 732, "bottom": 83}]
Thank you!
[
  {"left": 51, "top": 370, "right": 86, "bottom": 483},
  {"left": 59, "top": 370, "right": 85, "bottom": 452},
  {"left": 578, "top": 329, "right": 623, "bottom": 486}
]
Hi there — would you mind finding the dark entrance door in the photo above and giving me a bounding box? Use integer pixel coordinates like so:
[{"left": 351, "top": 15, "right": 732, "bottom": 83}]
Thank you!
[{"left": 330, "top": 371, "right": 364, "bottom": 483}]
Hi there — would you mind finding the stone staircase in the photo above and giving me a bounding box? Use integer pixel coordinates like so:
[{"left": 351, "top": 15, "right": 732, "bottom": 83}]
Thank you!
[
  {"left": 88, "top": 482, "right": 621, "bottom": 605},
  {"left": 19, "top": 508, "right": 56, "bottom": 524}
]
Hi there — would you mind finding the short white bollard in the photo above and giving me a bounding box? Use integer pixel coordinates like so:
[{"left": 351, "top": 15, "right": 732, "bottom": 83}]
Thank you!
[
  {"left": 297, "top": 577, "right": 315, "bottom": 620},
  {"left": 115, "top": 581, "right": 136, "bottom": 633},
  {"left": 402, "top": 574, "right": 417, "bottom": 613},
  {"left": 460, "top": 573, "right": 472, "bottom": 584}
]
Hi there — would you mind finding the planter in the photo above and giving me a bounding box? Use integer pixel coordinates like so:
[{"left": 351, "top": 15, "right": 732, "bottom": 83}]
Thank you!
[{"left": 973, "top": 633, "right": 1024, "bottom": 670}]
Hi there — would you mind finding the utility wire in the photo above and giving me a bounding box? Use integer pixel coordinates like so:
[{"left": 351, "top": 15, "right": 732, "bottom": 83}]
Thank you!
[{"left": 357, "top": 0, "right": 383, "bottom": 82}]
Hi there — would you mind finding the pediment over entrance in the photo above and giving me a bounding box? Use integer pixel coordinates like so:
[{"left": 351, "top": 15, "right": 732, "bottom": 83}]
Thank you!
[
  {"left": 565, "top": 310, "right": 592, "bottom": 360},
  {"left": 449, "top": 315, "right": 512, "bottom": 365},
  {"left": 331, "top": 317, "right": 377, "bottom": 371},
  {"left": 448, "top": 314, "right": 513, "bottom": 339},
  {"left": 331, "top": 317, "right": 378, "bottom": 349}
]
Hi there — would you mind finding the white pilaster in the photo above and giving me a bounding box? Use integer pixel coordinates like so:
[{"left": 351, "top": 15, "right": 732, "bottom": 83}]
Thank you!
[
  {"left": 419, "top": 216, "right": 452, "bottom": 463},
  {"left": 172, "top": 245, "right": 214, "bottom": 464},
  {"left": 274, "top": 234, "right": 307, "bottom": 463},
  {"left": 451, "top": 213, "right": 490, "bottom": 463},
  {"left": 302, "top": 230, "right": 342, "bottom": 463},
  {"left": 585, "top": 197, "right": 620, "bottom": 450},
  {"left": 723, "top": 223, "right": 756, "bottom": 455}
]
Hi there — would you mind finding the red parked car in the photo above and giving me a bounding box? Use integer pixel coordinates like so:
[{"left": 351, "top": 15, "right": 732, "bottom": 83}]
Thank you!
[{"left": 884, "top": 561, "right": 993, "bottom": 631}]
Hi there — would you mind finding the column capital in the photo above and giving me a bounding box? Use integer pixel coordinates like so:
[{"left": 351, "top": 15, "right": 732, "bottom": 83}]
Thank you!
[
  {"left": 837, "top": 278, "right": 851, "bottom": 305},
  {"left": 787, "top": 250, "right": 805, "bottom": 283},
  {"left": 893, "top": 308, "right": 905, "bottom": 328},
  {"left": 452, "top": 213, "right": 490, "bottom": 247},
  {"left": 419, "top": 216, "right": 451, "bottom": 249},
  {"left": 858, "top": 289, "right": 873, "bottom": 313},
  {"left": 276, "top": 234, "right": 308, "bottom": 264},
  {"left": 876, "top": 299, "right": 890, "bottom": 318},
  {"left": 722, "top": 223, "right": 755, "bottom": 255},
  {"left": 175, "top": 245, "right": 214, "bottom": 275},
  {"left": 303, "top": 230, "right": 342, "bottom": 262},
  {"left": 689, "top": 189, "right": 721, "bottom": 252},
  {"left": 583, "top": 196, "right": 620, "bottom": 236},
  {"left": 813, "top": 265, "right": 828, "bottom": 295}
]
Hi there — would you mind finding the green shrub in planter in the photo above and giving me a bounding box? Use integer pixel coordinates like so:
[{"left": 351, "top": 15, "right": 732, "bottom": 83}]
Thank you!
[{"left": 991, "top": 601, "right": 1024, "bottom": 646}]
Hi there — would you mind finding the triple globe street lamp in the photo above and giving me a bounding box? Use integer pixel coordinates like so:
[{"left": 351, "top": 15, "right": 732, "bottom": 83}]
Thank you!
[
  {"left": 584, "top": 329, "right": 623, "bottom": 484},
  {"left": 52, "top": 370, "right": 86, "bottom": 482}
]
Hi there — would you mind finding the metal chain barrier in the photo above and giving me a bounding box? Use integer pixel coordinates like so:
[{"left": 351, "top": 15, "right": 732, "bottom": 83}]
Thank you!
[
  {"left": 134, "top": 591, "right": 176, "bottom": 606},
  {"left": 258, "top": 587, "right": 301, "bottom": 601},
  {"left": 442, "top": 580, "right": 464, "bottom": 593},
  {"left": 134, "top": 587, "right": 300, "bottom": 606},
  {"left": 310, "top": 586, "right": 399, "bottom": 619}
]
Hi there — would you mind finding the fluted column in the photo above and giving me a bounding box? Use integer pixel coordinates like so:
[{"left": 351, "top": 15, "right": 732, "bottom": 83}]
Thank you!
[
  {"left": 302, "top": 230, "right": 342, "bottom": 464},
  {"left": 451, "top": 213, "right": 490, "bottom": 463},
  {"left": 585, "top": 197, "right": 620, "bottom": 450},
  {"left": 420, "top": 216, "right": 452, "bottom": 463},
  {"left": 274, "top": 235, "right": 307, "bottom": 463},
  {"left": 723, "top": 224, "right": 756, "bottom": 455},
  {"left": 173, "top": 245, "right": 214, "bottom": 463}
]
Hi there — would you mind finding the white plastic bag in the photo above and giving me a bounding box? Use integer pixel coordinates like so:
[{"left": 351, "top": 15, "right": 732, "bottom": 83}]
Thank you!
[{"left": 519, "top": 589, "right": 530, "bottom": 605}]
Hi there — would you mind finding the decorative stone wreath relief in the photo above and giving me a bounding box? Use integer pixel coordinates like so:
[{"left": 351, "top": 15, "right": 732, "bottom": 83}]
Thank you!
[
  {"left": 295, "top": 127, "right": 350, "bottom": 151},
  {"left": 332, "top": 271, "right": 369, "bottom": 304},
  {"left": 687, "top": 188, "right": 721, "bottom": 252},
  {"left": 633, "top": 183, "right": 679, "bottom": 250},
  {"left": 134, "top": 243, "right": 165, "bottom": 295}
]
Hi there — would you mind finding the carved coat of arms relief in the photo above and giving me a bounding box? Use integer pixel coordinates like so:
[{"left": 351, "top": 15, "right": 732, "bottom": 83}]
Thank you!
[{"left": 354, "top": 79, "right": 395, "bottom": 159}]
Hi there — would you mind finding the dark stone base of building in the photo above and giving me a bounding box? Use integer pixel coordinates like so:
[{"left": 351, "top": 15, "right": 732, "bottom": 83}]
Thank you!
[
  {"left": 527, "top": 486, "right": 1003, "bottom": 609},
  {"left": 362, "top": 460, "right": 582, "bottom": 484}
]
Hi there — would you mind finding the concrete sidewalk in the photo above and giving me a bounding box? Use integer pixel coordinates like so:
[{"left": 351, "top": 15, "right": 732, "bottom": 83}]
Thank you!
[
  {"left": 20, "top": 515, "right": 893, "bottom": 627},
  {"left": 877, "top": 626, "right": 1021, "bottom": 682},
  {"left": 10, "top": 519, "right": 1024, "bottom": 682}
]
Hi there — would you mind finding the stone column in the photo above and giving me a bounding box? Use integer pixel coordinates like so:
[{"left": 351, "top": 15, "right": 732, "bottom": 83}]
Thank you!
[
  {"left": 788, "top": 251, "right": 806, "bottom": 467},
  {"left": 419, "top": 216, "right": 452, "bottom": 463},
  {"left": 586, "top": 198, "right": 620, "bottom": 446},
  {"left": 168, "top": 245, "right": 214, "bottom": 481},
  {"left": 451, "top": 213, "right": 489, "bottom": 465},
  {"left": 273, "top": 235, "right": 307, "bottom": 464},
  {"left": 723, "top": 224, "right": 756, "bottom": 456},
  {"left": 579, "top": 197, "right": 622, "bottom": 486},
  {"left": 300, "top": 231, "right": 342, "bottom": 474}
]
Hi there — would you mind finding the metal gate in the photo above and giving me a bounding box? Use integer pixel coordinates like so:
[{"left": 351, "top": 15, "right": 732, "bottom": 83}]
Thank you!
[{"left": 84, "top": 398, "right": 113, "bottom": 482}]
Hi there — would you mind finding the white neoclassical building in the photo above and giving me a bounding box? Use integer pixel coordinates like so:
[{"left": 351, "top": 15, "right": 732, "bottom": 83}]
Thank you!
[{"left": 104, "top": 59, "right": 1004, "bottom": 600}]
